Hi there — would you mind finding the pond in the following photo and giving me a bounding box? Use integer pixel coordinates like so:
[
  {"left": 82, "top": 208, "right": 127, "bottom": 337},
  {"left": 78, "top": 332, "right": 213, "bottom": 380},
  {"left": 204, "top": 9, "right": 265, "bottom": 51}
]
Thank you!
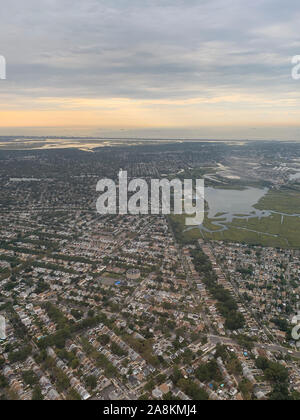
[
  {"left": 199, "top": 186, "right": 271, "bottom": 233},
  {"left": 205, "top": 187, "right": 268, "bottom": 220}
]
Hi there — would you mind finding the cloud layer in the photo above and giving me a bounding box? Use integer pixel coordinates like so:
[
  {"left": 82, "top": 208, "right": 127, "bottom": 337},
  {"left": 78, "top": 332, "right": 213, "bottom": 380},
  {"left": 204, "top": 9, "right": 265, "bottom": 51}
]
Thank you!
[{"left": 0, "top": 0, "right": 300, "bottom": 137}]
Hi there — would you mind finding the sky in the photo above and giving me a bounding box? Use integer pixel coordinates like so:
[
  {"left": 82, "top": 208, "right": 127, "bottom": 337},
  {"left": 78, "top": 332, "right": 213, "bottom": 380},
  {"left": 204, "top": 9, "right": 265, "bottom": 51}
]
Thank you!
[{"left": 0, "top": 0, "right": 300, "bottom": 140}]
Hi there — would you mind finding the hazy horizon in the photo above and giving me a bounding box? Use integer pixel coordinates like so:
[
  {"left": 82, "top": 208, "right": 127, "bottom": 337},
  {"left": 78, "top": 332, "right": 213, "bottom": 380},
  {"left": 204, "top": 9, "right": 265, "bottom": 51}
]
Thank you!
[{"left": 0, "top": 126, "right": 300, "bottom": 143}]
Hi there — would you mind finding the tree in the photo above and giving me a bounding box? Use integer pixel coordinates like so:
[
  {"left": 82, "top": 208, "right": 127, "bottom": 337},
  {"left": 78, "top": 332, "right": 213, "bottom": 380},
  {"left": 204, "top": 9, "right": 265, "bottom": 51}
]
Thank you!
[
  {"left": 236, "top": 334, "right": 255, "bottom": 351},
  {"left": 239, "top": 379, "right": 253, "bottom": 400},
  {"left": 8, "top": 345, "right": 32, "bottom": 363},
  {"left": 255, "top": 356, "right": 269, "bottom": 371},
  {"left": 110, "top": 341, "right": 128, "bottom": 357},
  {"left": 195, "top": 360, "right": 221, "bottom": 383},
  {"left": 214, "top": 344, "right": 228, "bottom": 361},
  {"left": 85, "top": 375, "right": 97, "bottom": 390},
  {"left": 227, "top": 358, "right": 242, "bottom": 375},
  {"left": 269, "top": 383, "right": 291, "bottom": 400},
  {"left": 177, "top": 379, "right": 209, "bottom": 400},
  {"left": 97, "top": 334, "right": 110, "bottom": 346},
  {"left": 67, "top": 389, "right": 81, "bottom": 400},
  {"left": 265, "top": 362, "right": 288, "bottom": 384},
  {"left": 22, "top": 370, "right": 37, "bottom": 386},
  {"left": 32, "top": 386, "right": 44, "bottom": 401},
  {"left": 0, "top": 374, "right": 8, "bottom": 389},
  {"left": 171, "top": 366, "right": 183, "bottom": 385},
  {"left": 256, "top": 357, "right": 289, "bottom": 385}
]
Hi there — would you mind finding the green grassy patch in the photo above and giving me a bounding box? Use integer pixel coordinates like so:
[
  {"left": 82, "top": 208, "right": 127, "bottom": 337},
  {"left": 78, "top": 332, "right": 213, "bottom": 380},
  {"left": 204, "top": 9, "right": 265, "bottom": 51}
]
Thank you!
[{"left": 255, "top": 188, "right": 300, "bottom": 214}]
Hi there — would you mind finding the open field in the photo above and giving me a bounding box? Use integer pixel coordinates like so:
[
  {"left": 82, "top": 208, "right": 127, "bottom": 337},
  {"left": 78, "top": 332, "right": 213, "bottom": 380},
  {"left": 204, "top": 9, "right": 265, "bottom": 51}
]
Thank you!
[
  {"left": 218, "top": 214, "right": 300, "bottom": 248},
  {"left": 174, "top": 216, "right": 300, "bottom": 248},
  {"left": 255, "top": 188, "right": 300, "bottom": 214},
  {"left": 170, "top": 208, "right": 300, "bottom": 248}
]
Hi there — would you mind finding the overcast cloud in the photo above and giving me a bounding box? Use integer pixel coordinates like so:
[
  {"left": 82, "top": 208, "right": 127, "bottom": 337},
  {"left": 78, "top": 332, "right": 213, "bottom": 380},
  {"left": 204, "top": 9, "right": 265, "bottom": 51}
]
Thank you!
[
  {"left": 0, "top": 0, "right": 299, "bottom": 99},
  {"left": 0, "top": 0, "right": 300, "bottom": 138}
]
